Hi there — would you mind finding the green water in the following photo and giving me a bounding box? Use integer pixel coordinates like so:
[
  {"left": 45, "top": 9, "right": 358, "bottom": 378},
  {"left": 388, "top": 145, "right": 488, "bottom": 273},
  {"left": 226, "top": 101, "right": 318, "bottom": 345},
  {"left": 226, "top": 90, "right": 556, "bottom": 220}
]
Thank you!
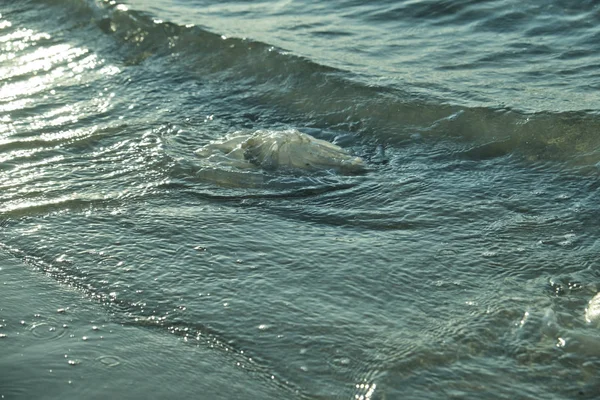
[{"left": 1, "top": 0, "right": 600, "bottom": 399}]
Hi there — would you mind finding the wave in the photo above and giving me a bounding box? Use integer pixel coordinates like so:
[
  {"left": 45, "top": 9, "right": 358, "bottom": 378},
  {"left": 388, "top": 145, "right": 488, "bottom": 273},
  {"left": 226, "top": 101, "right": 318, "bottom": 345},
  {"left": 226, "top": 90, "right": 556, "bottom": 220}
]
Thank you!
[{"left": 10, "top": 0, "right": 600, "bottom": 168}]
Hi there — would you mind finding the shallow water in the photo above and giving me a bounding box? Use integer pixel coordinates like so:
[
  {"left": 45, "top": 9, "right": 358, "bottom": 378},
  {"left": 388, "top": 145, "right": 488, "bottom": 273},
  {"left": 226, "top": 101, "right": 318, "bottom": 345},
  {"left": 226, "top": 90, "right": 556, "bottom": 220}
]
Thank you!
[{"left": 1, "top": 0, "right": 600, "bottom": 399}]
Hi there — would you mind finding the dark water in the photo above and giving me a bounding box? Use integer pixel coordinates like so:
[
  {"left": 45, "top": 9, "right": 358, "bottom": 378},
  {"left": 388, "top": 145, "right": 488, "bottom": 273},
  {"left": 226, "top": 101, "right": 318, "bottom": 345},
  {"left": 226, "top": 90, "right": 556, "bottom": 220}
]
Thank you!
[{"left": 1, "top": 0, "right": 600, "bottom": 399}]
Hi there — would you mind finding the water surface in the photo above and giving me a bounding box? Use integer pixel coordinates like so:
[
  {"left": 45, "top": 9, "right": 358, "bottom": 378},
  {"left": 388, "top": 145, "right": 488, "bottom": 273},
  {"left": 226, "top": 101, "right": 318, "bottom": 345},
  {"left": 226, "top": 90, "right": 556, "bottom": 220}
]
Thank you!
[{"left": 1, "top": 0, "right": 600, "bottom": 399}]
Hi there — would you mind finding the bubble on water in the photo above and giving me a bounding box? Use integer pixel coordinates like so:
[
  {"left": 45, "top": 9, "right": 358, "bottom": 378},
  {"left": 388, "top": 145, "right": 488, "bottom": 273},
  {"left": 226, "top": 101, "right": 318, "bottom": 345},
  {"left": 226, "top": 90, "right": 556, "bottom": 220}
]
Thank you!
[
  {"left": 29, "top": 319, "right": 67, "bottom": 340},
  {"left": 96, "top": 355, "right": 121, "bottom": 367}
]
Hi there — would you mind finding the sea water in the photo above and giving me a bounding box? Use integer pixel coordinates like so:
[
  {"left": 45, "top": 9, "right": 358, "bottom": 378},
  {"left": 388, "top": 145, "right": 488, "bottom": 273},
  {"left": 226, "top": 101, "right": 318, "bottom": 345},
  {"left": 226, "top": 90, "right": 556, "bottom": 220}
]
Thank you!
[{"left": 1, "top": 0, "right": 600, "bottom": 399}]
